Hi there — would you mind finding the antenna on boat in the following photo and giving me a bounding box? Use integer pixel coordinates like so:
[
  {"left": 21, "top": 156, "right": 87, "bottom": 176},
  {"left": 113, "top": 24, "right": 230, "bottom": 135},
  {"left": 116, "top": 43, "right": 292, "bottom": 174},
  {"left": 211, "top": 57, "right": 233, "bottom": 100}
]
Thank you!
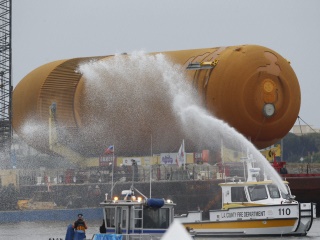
[
  {"left": 109, "top": 144, "right": 115, "bottom": 198},
  {"left": 134, "top": 187, "right": 148, "bottom": 200},
  {"left": 240, "top": 151, "right": 260, "bottom": 182},
  {"left": 129, "top": 159, "right": 148, "bottom": 200},
  {"left": 131, "top": 159, "right": 137, "bottom": 189},
  {"left": 108, "top": 178, "right": 125, "bottom": 200}
]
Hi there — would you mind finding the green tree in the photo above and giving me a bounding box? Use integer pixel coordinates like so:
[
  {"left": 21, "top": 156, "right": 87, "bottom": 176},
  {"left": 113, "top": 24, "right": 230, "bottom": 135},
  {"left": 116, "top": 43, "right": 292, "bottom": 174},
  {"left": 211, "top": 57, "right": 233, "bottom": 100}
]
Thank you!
[{"left": 281, "top": 132, "right": 320, "bottom": 163}]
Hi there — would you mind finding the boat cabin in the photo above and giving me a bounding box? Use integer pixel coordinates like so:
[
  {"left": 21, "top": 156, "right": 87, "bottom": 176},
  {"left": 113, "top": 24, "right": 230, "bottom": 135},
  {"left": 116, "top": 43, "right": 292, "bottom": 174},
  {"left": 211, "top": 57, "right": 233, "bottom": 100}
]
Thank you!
[
  {"left": 100, "top": 189, "right": 175, "bottom": 236},
  {"left": 219, "top": 157, "right": 296, "bottom": 209},
  {"left": 219, "top": 180, "right": 294, "bottom": 209}
]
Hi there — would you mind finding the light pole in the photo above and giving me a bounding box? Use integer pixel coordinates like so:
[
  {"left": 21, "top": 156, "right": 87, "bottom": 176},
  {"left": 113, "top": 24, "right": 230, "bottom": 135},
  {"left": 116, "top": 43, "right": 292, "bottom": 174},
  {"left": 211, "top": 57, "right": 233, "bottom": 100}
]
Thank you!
[{"left": 150, "top": 133, "right": 152, "bottom": 198}]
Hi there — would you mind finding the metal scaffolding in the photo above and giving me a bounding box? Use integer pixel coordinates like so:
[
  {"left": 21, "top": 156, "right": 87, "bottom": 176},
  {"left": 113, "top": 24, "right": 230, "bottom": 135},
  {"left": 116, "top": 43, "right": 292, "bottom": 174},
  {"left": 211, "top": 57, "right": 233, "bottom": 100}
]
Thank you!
[{"left": 0, "top": 0, "right": 12, "bottom": 166}]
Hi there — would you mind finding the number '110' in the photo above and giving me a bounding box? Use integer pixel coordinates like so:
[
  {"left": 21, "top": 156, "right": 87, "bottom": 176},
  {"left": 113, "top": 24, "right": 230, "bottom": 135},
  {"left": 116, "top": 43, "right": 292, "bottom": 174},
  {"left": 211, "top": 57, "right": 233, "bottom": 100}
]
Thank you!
[{"left": 279, "top": 208, "right": 291, "bottom": 215}]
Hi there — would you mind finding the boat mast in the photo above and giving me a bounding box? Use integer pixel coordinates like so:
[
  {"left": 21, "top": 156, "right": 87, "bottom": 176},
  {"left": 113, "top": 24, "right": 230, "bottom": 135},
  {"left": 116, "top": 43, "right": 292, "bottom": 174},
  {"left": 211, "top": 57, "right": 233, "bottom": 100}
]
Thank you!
[{"left": 241, "top": 153, "right": 260, "bottom": 182}]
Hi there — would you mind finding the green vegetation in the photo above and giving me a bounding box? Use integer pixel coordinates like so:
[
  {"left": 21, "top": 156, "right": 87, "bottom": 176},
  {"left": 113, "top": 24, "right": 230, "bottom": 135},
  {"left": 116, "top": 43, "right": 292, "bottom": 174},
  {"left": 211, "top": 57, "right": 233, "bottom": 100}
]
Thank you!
[{"left": 281, "top": 132, "right": 320, "bottom": 163}]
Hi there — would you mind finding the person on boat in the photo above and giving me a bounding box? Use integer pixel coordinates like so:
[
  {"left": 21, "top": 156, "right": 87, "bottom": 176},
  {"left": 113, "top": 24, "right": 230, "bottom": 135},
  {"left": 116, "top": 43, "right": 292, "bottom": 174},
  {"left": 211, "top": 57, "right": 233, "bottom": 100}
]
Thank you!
[
  {"left": 73, "top": 213, "right": 88, "bottom": 232},
  {"left": 99, "top": 219, "right": 107, "bottom": 233}
]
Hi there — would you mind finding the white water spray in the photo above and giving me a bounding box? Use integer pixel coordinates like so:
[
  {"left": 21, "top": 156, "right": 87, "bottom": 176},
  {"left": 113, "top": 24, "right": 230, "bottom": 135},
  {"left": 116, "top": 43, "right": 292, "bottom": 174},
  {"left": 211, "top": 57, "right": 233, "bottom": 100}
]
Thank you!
[{"left": 78, "top": 51, "right": 287, "bottom": 193}]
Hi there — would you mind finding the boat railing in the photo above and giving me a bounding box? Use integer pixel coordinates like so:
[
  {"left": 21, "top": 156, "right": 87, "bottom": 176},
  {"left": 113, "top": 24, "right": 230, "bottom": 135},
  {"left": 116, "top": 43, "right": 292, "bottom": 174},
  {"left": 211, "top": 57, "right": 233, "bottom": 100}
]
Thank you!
[
  {"left": 18, "top": 164, "right": 221, "bottom": 186},
  {"left": 224, "top": 176, "right": 245, "bottom": 182},
  {"left": 92, "top": 233, "right": 161, "bottom": 240}
]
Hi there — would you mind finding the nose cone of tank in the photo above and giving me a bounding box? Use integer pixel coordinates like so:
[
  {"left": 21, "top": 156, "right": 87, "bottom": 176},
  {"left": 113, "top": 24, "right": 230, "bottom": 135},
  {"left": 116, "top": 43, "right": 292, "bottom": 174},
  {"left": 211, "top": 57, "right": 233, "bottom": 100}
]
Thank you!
[{"left": 205, "top": 45, "right": 300, "bottom": 149}]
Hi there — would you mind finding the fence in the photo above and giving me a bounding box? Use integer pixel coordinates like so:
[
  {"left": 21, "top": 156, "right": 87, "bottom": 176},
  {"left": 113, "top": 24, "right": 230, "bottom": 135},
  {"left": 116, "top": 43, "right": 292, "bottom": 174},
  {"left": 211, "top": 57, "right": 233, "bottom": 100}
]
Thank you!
[{"left": 17, "top": 164, "right": 219, "bottom": 186}]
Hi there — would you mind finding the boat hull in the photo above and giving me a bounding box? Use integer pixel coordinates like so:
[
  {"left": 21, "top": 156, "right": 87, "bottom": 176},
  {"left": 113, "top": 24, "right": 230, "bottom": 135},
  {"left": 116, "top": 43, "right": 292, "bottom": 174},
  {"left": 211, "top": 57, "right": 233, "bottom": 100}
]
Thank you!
[
  {"left": 184, "top": 219, "right": 299, "bottom": 237},
  {"left": 178, "top": 203, "right": 315, "bottom": 237}
]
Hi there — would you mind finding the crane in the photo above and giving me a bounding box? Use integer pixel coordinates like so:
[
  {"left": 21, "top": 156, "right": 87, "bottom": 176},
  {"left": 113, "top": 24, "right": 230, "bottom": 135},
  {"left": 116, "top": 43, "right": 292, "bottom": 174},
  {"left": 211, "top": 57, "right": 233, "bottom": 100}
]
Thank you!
[{"left": 0, "top": 0, "right": 12, "bottom": 168}]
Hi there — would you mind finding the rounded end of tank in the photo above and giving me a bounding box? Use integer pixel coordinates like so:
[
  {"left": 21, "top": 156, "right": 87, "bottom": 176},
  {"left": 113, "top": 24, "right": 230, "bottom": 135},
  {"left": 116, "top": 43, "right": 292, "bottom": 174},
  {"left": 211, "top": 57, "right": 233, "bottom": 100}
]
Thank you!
[
  {"left": 206, "top": 45, "right": 300, "bottom": 149},
  {"left": 13, "top": 59, "right": 67, "bottom": 152}
]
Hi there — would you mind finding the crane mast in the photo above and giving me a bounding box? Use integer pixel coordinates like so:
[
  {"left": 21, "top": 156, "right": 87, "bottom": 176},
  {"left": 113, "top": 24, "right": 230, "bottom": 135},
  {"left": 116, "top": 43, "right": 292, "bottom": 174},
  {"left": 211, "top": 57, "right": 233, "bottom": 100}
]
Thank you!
[{"left": 0, "top": 0, "right": 12, "bottom": 168}]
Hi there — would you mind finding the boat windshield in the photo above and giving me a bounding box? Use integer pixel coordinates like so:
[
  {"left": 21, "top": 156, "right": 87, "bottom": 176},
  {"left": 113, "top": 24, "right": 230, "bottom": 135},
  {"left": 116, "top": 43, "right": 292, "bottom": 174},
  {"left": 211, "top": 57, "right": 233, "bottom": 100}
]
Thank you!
[
  {"left": 280, "top": 184, "right": 291, "bottom": 200},
  {"left": 142, "top": 207, "right": 169, "bottom": 229},
  {"left": 105, "top": 208, "right": 116, "bottom": 228},
  {"left": 267, "top": 184, "right": 281, "bottom": 199},
  {"left": 248, "top": 185, "right": 268, "bottom": 201}
]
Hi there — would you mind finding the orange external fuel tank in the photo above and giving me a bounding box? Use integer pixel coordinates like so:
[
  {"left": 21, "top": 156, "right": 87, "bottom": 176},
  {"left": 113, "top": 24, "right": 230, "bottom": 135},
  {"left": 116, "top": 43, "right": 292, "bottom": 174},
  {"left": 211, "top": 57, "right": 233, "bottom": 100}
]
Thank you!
[{"left": 12, "top": 45, "right": 300, "bottom": 156}]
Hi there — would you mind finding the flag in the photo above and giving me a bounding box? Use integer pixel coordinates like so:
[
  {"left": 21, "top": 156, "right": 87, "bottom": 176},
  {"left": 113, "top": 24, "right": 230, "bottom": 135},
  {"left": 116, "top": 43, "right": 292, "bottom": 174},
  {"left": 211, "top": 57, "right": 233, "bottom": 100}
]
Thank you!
[
  {"left": 221, "top": 139, "right": 245, "bottom": 163},
  {"left": 176, "top": 140, "right": 185, "bottom": 167},
  {"left": 104, "top": 145, "right": 114, "bottom": 154},
  {"left": 221, "top": 145, "right": 244, "bottom": 162},
  {"left": 260, "top": 144, "right": 281, "bottom": 162}
]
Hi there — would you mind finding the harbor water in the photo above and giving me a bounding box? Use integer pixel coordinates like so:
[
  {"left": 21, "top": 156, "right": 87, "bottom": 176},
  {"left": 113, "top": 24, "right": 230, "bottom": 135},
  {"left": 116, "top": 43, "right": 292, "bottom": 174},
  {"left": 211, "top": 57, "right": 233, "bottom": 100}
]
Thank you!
[{"left": 1, "top": 218, "right": 320, "bottom": 240}]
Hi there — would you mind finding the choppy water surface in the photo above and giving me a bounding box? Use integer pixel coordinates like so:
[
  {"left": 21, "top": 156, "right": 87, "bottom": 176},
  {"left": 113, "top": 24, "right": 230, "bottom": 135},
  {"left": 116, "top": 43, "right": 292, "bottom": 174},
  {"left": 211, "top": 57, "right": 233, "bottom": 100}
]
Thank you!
[
  {"left": 0, "top": 220, "right": 101, "bottom": 240},
  {"left": 1, "top": 219, "right": 320, "bottom": 240}
]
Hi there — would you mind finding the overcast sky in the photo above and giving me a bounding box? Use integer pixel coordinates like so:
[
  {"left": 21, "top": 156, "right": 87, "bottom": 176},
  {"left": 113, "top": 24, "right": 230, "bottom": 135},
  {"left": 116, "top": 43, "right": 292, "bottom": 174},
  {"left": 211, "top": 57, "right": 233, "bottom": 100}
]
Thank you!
[{"left": 12, "top": 0, "right": 320, "bottom": 128}]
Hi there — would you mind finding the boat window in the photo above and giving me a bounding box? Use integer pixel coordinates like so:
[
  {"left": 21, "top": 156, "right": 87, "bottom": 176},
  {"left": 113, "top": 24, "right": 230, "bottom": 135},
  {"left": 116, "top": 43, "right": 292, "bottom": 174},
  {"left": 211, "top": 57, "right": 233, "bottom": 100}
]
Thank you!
[
  {"left": 267, "top": 184, "right": 280, "bottom": 198},
  {"left": 134, "top": 207, "right": 142, "bottom": 228},
  {"left": 116, "top": 208, "right": 122, "bottom": 234},
  {"left": 122, "top": 209, "right": 127, "bottom": 229},
  {"left": 248, "top": 185, "right": 268, "bottom": 201},
  {"left": 231, "top": 187, "right": 248, "bottom": 202},
  {"left": 105, "top": 208, "right": 116, "bottom": 228},
  {"left": 143, "top": 207, "right": 169, "bottom": 229},
  {"left": 281, "top": 184, "right": 291, "bottom": 199}
]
